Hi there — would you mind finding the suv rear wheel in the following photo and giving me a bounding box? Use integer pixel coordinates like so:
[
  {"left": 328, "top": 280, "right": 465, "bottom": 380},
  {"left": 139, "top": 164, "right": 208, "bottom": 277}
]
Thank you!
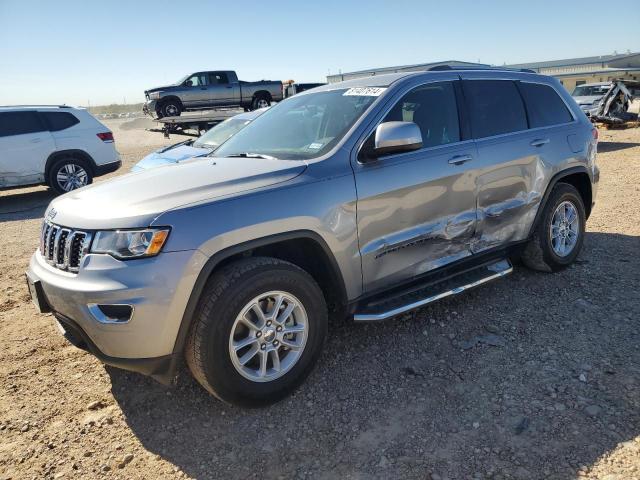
[
  {"left": 522, "top": 183, "right": 586, "bottom": 272},
  {"left": 185, "top": 257, "right": 327, "bottom": 407},
  {"left": 48, "top": 157, "right": 93, "bottom": 194}
]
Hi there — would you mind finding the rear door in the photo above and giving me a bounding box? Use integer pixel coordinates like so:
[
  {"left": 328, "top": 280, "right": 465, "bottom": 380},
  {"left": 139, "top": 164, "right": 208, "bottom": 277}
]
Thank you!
[
  {"left": 461, "top": 76, "right": 576, "bottom": 252},
  {"left": 353, "top": 79, "right": 479, "bottom": 292},
  {"left": 0, "top": 111, "right": 55, "bottom": 187},
  {"left": 208, "top": 71, "right": 237, "bottom": 105}
]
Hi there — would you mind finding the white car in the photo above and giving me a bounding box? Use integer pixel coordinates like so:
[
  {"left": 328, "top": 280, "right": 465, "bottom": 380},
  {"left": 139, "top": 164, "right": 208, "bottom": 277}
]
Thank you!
[{"left": 0, "top": 106, "right": 121, "bottom": 194}]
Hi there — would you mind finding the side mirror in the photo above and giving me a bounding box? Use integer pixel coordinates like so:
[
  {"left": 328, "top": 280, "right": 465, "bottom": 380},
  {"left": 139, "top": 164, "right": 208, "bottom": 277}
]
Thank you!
[
  {"left": 374, "top": 121, "right": 422, "bottom": 156},
  {"left": 185, "top": 80, "right": 193, "bottom": 87}
]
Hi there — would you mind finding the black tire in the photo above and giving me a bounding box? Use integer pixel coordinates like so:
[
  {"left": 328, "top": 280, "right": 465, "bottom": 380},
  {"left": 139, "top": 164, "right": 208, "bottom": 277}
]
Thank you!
[
  {"left": 185, "top": 257, "right": 328, "bottom": 407},
  {"left": 521, "top": 183, "right": 586, "bottom": 272},
  {"left": 159, "top": 99, "right": 182, "bottom": 118},
  {"left": 47, "top": 157, "right": 93, "bottom": 195},
  {"left": 251, "top": 94, "right": 271, "bottom": 111}
]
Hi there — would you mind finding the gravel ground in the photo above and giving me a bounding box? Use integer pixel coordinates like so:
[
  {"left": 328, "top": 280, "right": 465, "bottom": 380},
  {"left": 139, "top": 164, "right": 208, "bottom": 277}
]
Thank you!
[{"left": 1, "top": 121, "right": 639, "bottom": 480}]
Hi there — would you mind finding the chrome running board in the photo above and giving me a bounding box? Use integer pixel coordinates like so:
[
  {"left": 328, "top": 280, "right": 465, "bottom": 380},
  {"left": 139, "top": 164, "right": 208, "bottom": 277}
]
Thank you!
[{"left": 353, "top": 259, "right": 513, "bottom": 322}]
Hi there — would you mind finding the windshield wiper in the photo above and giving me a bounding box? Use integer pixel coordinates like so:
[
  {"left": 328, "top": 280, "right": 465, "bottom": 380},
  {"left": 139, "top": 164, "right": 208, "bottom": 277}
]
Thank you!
[
  {"left": 159, "top": 139, "right": 193, "bottom": 153},
  {"left": 225, "top": 152, "right": 278, "bottom": 160}
]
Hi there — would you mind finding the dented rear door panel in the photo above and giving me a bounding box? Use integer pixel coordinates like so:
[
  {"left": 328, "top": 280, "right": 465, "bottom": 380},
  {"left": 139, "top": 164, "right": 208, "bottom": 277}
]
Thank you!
[{"left": 471, "top": 126, "right": 576, "bottom": 252}]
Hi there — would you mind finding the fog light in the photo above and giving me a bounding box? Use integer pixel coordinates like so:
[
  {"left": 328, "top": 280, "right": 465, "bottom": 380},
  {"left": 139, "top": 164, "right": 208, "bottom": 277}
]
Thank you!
[{"left": 88, "top": 304, "right": 133, "bottom": 324}]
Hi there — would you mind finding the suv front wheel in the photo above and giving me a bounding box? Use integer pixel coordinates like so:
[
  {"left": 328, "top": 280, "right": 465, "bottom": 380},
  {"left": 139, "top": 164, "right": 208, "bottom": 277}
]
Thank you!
[
  {"left": 186, "top": 257, "right": 327, "bottom": 407},
  {"left": 522, "top": 183, "right": 586, "bottom": 272}
]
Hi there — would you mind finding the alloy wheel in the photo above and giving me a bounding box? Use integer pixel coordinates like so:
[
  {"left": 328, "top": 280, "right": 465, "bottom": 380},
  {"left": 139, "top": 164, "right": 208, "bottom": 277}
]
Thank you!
[
  {"left": 56, "top": 163, "right": 88, "bottom": 192},
  {"left": 228, "top": 291, "right": 308, "bottom": 383},
  {"left": 550, "top": 200, "right": 580, "bottom": 257}
]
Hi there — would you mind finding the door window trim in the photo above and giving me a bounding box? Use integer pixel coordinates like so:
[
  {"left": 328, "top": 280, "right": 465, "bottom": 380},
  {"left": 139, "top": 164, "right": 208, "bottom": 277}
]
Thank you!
[
  {"left": 356, "top": 79, "right": 471, "bottom": 164},
  {"left": 459, "top": 78, "right": 579, "bottom": 143},
  {"left": 515, "top": 80, "right": 577, "bottom": 128}
]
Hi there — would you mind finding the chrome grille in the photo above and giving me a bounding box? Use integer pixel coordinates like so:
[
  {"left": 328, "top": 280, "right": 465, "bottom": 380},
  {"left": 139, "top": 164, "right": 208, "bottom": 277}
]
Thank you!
[{"left": 40, "top": 221, "right": 92, "bottom": 272}]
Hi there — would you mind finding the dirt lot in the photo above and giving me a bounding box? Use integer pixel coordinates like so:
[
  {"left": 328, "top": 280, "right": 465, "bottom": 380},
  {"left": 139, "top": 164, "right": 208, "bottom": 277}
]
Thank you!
[{"left": 1, "top": 120, "right": 639, "bottom": 480}]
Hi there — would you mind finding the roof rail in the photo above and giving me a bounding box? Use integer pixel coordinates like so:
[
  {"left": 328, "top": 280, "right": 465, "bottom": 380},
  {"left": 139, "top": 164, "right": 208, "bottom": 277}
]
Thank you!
[
  {"left": 428, "top": 65, "right": 536, "bottom": 74},
  {"left": 0, "top": 104, "right": 73, "bottom": 109}
]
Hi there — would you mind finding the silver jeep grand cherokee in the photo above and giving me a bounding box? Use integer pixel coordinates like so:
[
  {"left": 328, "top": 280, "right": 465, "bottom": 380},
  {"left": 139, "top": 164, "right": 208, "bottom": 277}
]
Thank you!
[{"left": 27, "top": 68, "right": 599, "bottom": 407}]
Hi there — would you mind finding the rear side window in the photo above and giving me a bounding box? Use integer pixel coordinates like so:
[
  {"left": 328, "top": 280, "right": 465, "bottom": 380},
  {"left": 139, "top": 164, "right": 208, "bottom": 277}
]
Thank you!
[
  {"left": 210, "top": 72, "right": 229, "bottom": 84},
  {"left": 519, "top": 83, "right": 574, "bottom": 128},
  {"left": 383, "top": 81, "right": 460, "bottom": 148},
  {"left": 40, "top": 112, "right": 80, "bottom": 132},
  {"left": 463, "top": 80, "right": 528, "bottom": 139},
  {"left": 0, "top": 111, "right": 46, "bottom": 137}
]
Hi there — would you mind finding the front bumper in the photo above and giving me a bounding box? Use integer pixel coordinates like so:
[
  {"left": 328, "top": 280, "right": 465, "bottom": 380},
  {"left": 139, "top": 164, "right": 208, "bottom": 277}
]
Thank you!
[
  {"left": 94, "top": 159, "right": 122, "bottom": 177},
  {"left": 143, "top": 100, "right": 157, "bottom": 117},
  {"left": 579, "top": 104, "right": 599, "bottom": 117},
  {"left": 27, "top": 248, "right": 208, "bottom": 372}
]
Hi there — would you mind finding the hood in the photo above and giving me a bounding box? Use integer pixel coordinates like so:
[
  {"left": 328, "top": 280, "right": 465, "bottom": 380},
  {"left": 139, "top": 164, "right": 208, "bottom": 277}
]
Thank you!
[
  {"left": 573, "top": 95, "right": 603, "bottom": 106},
  {"left": 132, "top": 144, "right": 212, "bottom": 171},
  {"left": 145, "top": 85, "right": 179, "bottom": 94},
  {"left": 48, "top": 157, "right": 307, "bottom": 230}
]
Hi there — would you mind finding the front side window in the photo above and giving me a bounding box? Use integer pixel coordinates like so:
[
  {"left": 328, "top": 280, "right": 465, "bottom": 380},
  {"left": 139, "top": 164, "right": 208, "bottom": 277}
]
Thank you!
[
  {"left": 463, "top": 80, "right": 528, "bottom": 139},
  {"left": 185, "top": 73, "right": 208, "bottom": 87},
  {"left": 519, "top": 83, "right": 573, "bottom": 128},
  {"left": 40, "top": 111, "right": 79, "bottom": 132},
  {"left": 383, "top": 81, "right": 460, "bottom": 148},
  {"left": 0, "top": 111, "right": 46, "bottom": 137},
  {"left": 214, "top": 88, "right": 378, "bottom": 160}
]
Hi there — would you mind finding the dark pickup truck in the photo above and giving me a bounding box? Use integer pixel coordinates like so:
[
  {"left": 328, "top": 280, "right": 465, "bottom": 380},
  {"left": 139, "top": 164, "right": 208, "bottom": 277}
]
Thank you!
[{"left": 144, "top": 70, "right": 283, "bottom": 118}]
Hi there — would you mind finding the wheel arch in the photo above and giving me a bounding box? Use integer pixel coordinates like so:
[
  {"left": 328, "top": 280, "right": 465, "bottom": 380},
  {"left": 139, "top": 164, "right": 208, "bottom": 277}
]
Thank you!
[
  {"left": 172, "top": 230, "right": 348, "bottom": 354},
  {"left": 158, "top": 95, "right": 184, "bottom": 111},
  {"left": 529, "top": 166, "right": 593, "bottom": 237},
  {"left": 252, "top": 90, "right": 272, "bottom": 102},
  {"left": 45, "top": 149, "right": 97, "bottom": 179}
]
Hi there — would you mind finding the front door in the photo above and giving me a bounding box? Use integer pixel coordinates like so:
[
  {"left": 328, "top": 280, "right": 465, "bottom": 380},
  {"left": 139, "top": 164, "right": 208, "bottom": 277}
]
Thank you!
[
  {"left": 181, "top": 72, "right": 211, "bottom": 107},
  {"left": 0, "top": 111, "right": 55, "bottom": 187},
  {"left": 353, "top": 80, "right": 478, "bottom": 292}
]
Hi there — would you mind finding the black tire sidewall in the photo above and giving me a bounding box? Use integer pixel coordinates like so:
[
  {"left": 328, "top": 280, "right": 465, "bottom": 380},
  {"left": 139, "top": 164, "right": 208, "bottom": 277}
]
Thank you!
[
  {"left": 195, "top": 264, "right": 327, "bottom": 406},
  {"left": 48, "top": 158, "right": 93, "bottom": 195},
  {"left": 162, "top": 101, "right": 181, "bottom": 117},
  {"left": 251, "top": 96, "right": 269, "bottom": 111},
  {"left": 537, "top": 184, "right": 586, "bottom": 269}
]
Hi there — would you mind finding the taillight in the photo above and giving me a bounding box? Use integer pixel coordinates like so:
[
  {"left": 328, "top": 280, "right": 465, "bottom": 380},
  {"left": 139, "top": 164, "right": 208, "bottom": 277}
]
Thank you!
[
  {"left": 97, "top": 132, "right": 114, "bottom": 142},
  {"left": 592, "top": 127, "right": 598, "bottom": 141}
]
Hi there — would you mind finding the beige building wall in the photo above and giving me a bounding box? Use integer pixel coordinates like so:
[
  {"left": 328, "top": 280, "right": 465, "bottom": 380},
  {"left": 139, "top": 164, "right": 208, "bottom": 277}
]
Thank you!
[{"left": 557, "top": 73, "right": 640, "bottom": 93}]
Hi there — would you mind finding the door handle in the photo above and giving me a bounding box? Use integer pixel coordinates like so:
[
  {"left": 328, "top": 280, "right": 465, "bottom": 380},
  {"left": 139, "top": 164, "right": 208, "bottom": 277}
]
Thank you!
[
  {"left": 530, "top": 138, "right": 550, "bottom": 147},
  {"left": 30, "top": 138, "right": 42, "bottom": 143},
  {"left": 448, "top": 154, "right": 472, "bottom": 165},
  {"left": 225, "top": 85, "right": 233, "bottom": 88},
  {"left": 200, "top": 87, "right": 207, "bottom": 90}
]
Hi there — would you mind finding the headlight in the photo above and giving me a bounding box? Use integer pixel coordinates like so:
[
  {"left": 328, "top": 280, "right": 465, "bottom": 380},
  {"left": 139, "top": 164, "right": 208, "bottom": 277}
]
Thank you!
[
  {"left": 91, "top": 228, "right": 170, "bottom": 259},
  {"left": 149, "top": 92, "right": 161, "bottom": 100}
]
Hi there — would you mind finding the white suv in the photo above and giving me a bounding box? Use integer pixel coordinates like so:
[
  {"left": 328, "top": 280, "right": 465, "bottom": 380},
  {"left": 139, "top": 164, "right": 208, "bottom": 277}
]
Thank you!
[{"left": 0, "top": 106, "right": 121, "bottom": 194}]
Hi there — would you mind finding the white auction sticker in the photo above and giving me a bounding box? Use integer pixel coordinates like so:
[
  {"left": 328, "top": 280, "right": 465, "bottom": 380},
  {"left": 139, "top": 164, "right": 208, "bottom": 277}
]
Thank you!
[{"left": 343, "top": 87, "right": 387, "bottom": 97}]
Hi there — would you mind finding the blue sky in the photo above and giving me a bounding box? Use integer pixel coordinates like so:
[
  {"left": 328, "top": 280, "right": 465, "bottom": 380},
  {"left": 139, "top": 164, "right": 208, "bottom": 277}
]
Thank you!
[{"left": 1, "top": 0, "right": 639, "bottom": 106}]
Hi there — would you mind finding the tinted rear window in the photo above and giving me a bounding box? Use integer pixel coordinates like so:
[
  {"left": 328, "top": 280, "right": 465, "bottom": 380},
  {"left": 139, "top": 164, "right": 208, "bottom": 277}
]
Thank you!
[
  {"left": 463, "top": 80, "right": 528, "bottom": 139},
  {"left": 519, "top": 83, "right": 573, "bottom": 128},
  {"left": 40, "top": 111, "right": 80, "bottom": 131},
  {"left": 0, "top": 111, "right": 46, "bottom": 137}
]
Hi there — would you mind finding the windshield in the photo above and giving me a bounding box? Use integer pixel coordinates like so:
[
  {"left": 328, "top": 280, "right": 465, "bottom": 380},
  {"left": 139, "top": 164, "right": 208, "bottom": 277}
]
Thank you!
[
  {"left": 193, "top": 118, "right": 252, "bottom": 149},
  {"left": 214, "top": 88, "right": 381, "bottom": 160},
  {"left": 572, "top": 85, "right": 610, "bottom": 96}
]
